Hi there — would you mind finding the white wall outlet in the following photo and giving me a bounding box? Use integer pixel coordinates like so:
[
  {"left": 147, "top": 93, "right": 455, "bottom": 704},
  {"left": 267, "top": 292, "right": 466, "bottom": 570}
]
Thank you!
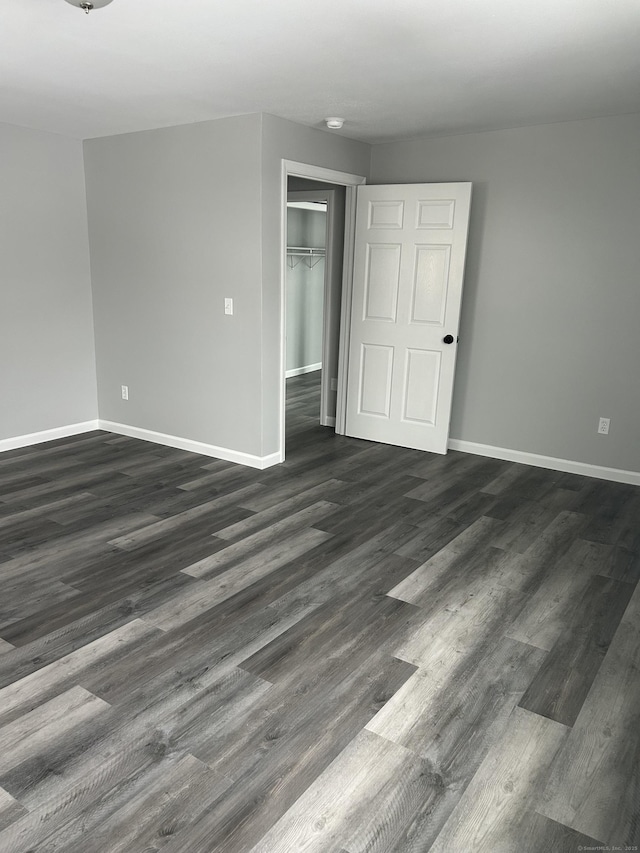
[
  {"left": 224, "top": 297, "right": 234, "bottom": 315},
  {"left": 598, "top": 417, "right": 610, "bottom": 435},
  {"left": 121, "top": 385, "right": 129, "bottom": 401},
  {"left": 330, "top": 377, "right": 338, "bottom": 391}
]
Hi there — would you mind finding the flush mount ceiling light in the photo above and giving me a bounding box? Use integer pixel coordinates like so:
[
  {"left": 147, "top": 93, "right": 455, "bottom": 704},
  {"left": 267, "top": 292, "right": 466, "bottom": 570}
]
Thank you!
[
  {"left": 64, "top": 0, "right": 115, "bottom": 13},
  {"left": 325, "top": 117, "right": 345, "bottom": 129}
]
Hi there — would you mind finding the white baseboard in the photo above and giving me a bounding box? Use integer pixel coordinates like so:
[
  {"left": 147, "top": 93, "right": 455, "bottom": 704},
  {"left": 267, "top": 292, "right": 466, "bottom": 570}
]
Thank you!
[
  {"left": 448, "top": 438, "right": 640, "bottom": 486},
  {"left": 286, "top": 363, "right": 322, "bottom": 378},
  {"left": 6, "top": 420, "right": 635, "bottom": 484},
  {"left": 0, "top": 420, "right": 100, "bottom": 454},
  {"left": 321, "top": 416, "right": 337, "bottom": 428},
  {"left": 98, "top": 420, "right": 281, "bottom": 470}
]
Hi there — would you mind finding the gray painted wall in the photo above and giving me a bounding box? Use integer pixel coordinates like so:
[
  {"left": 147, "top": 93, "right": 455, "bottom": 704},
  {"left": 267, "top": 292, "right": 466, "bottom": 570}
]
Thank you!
[
  {"left": 260, "top": 114, "right": 371, "bottom": 455},
  {"left": 10, "top": 108, "right": 631, "bottom": 474},
  {"left": 286, "top": 206, "right": 325, "bottom": 373},
  {"left": 84, "top": 114, "right": 265, "bottom": 457},
  {"left": 371, "top": 114, "right": 640, "bottom": 473},
  {"left": 83, "top": 112, "right": 369, "bottom": 461},
  {"left": 0, "top": 122, "right": 97, "bottom": 441}
]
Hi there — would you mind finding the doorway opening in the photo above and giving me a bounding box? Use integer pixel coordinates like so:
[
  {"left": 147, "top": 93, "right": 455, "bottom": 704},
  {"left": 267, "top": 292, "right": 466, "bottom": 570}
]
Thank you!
[
  {"left": 280, "top": 161, "right": 366, "bottom": 461},
  {"left": 285, "top": 195, "right": 327, "bottom": 436},
  {"left": 279, "top": 165, "right": 472, "bottom": 464}
]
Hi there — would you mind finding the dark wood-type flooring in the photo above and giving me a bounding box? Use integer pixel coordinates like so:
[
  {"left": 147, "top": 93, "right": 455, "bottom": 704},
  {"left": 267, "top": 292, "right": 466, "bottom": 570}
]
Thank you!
[{"left": 0, "top": 371, "right": 639, "bottom": 851}]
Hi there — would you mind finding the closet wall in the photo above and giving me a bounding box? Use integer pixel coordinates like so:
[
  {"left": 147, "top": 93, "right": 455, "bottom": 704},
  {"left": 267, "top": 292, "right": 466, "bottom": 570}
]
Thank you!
[{"left": 285, "top": 205, "right": 326, "bottom": 376}]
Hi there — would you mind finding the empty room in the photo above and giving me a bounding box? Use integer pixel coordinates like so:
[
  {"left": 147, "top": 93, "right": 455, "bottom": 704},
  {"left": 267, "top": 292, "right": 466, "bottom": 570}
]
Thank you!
[{"left": 1, "top": 0, "right": 639, "bottom": 850}]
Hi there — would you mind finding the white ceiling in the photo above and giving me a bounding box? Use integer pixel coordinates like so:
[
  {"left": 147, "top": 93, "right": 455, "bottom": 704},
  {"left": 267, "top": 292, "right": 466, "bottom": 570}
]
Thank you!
[{"left": 2, "top": 0, "right": 640, "bottom": 142}]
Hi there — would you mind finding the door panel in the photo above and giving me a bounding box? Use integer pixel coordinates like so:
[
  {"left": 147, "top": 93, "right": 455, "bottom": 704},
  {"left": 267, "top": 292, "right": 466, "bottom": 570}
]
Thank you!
[
  {"left": 359, "top": 344, "right": 394, "bottom": 417},
  {"left": 403, "top": 348, "right": 440, "bottom": 425},
  {"left": 364, "top": 244, "right": 401, "bottom": 321},
  {"left": 411, "top": 245, "right": 451, "bottom": 324},
  {"left": 345, "top": 183, "right": 472, "bottom": 453}
]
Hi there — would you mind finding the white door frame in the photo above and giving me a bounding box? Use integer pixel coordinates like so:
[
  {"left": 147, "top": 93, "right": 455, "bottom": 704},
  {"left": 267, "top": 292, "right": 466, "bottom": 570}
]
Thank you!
[{"left": 280, "top": 160, "right": 366, "bottom": 461}]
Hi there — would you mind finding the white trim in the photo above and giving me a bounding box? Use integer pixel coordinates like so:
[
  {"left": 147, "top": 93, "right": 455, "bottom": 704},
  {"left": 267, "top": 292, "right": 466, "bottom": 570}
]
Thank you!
[
  {"left": 98, "top": 421, "right": 281, "bottom": 469},
  {"left": 335, "top": 184, "right": 359, "bottom": 435},
  {"left": 0, "top": 420, "right": 100, "bottom": 453},
  {"left": 324, "top": 416, "right": 336, "bottom": 428},
  {"left": 287, "top": 201, "right": 327, "bottom": 211},
  {"left": 286, "top": 363, "right": 322, "bottom": 378},
  {"left": 280, "top": 160, "right": 367, "bottom": 463},
  {"left": 448, "top": 438, "right": 640, "bottom": 486},
  {"left": 283, "top": 160, "right": 368, "bottom": 187}
]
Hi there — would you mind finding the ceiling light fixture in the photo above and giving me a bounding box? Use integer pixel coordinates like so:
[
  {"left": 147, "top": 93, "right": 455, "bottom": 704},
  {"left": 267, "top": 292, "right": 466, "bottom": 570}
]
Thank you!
[
  {"left": 64, "top": 0, "right": 115, "bottom": 13},
  {"left": 325, "top": 117, "right": 345, "bottom": 130}
]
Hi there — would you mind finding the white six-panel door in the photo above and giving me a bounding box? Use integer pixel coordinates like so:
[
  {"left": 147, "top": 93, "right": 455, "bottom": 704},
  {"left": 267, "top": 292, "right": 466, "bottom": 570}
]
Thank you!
[{"left": 345, "top": 183, "right": 472, "bottom": 453}]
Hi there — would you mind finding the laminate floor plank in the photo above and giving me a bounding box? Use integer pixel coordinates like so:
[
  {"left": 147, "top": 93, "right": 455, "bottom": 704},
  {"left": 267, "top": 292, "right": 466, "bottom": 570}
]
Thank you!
[
  {"left": 0, "top": 373, "right": 637, "bottom": 851},
  {"left": 0, "top": 685, "right": 110, "bottom": 780},
  {"left": 146, "top": 527, "right": 332, "bottom": 630},
  {"left": 565, "top": 537, "right": 640, "bottom": 584},
  {"left": 61, "top": 478, "right": 221, "bottom": 522},
  {"left": 238, "top": 470, "right": 346, "bottom": 513},
  {"left": 178, "top": 467, "right": 266, "bottom": 495},
  {"left": 0, "top": 563, "right": 196, "bottom": 647},
  {"left": 0, "top": 464, "right": 137, "bottom": 507},
  {"left": 403, "top": 454, "right": 507, "bottom": 506},
  {"left": 0, "top": 430, "right": 108, "bottom": 462},
  {"left": 189, "top": 641, "right": 416, "bottom": 780},
  {"left": 0, "top": 517, "right": 67, "bottom": 554},
  {"left": 90, "top": 594, "right": 320, "bottom": 709},
  {"left": 0, "top": 492, "right": 91, "bottom": 531},
  {"left": 0, "top": 593, "right": 178, "bottom": 687},
  {"left": 314, "top": 491, "right": 425, "bottom": 540},
  {"left": 0, "top": 473, "right": 50, "bottom": 499},
  {"left": 369, "top": 587, "right": 535, "bottom": 750},
  {"left": 0, "top": 619, "right": 160, "bottom": 727},
  {"left": 427, "top": 708, "right": 568, "bottom": 853},
  {"left": 0, "top": 728, "right": 189, "bottom": 853},
  {"left": 62, "top": 525, "right": 226, "bottom": 591},
  {"left": 509, "top": 811, "right": 604, "bottom": 853},
  {"left": 280, "top": 439, "right": 401, "bottom": 483},
  {"left": 107, "top": 483, "right": 262, "bottom": 550},
  {"left": 400, "top": 447, "right": 500, "bottom": 483},
  {"left": 240, "top": 593, "right": 417, "bottom": 693},
  {"left": 180, "top": 499, "right": 338, "bottom": 580},
  {"left": 0, "top": 639, "right": 14, "bottom": 655},
  {"left": 0, "top": 510, "right": 162, "bottom": 584},
  {"left": 269, "top": 529, "right": 420, "bottom": 616},
  {"left": 159, "top": 656, "right": 417, "bottom": 853},
  {"left": 6, "top": 668, "right": 266, "bottom": 813},
  {"left": 518, "top": 574, "right": 634, "bottom": 726},
  {"left": 365, "top": 636, "right": 547, "bottom": 851},
  {"left": 249, "top": 729, "right": 428, "bottom": 853},
  {"left": 218, "top": 479, "right": 346, "bottom": 540},
  {"left": 47, "top": 754, "right": 232, "bottom": 853},
  {"left": 505, "top": 536, "right": 629, "bottom": 652},
  {"left": 577, "top": 486, "right": 640, "bottom": 552},
  {"left": 388, "top": 516, "right": 505, "bottom": 606},
  {"left": 156, "top": 528, "right": 399, "bottom": 638},
  {"left": 537, "top": 581, "right": 640, "bottom": 845},
  {"left": 0, "top": 576, "right": 80, "bottom": 631},
  {"left": 275, "top": 445, "right": 381, "bottom": 484},
  {"left": 486, "top": 499, "right": 565, "bottom": 553},
  {"left": 0, "top": 787, "right": 26, "bottom": 833},
  {"left": 481, "top": 463, "right": 568, "bottom": 504},
  {"left": 371, "top": 634, "right": 546, "bottom": 760}
]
